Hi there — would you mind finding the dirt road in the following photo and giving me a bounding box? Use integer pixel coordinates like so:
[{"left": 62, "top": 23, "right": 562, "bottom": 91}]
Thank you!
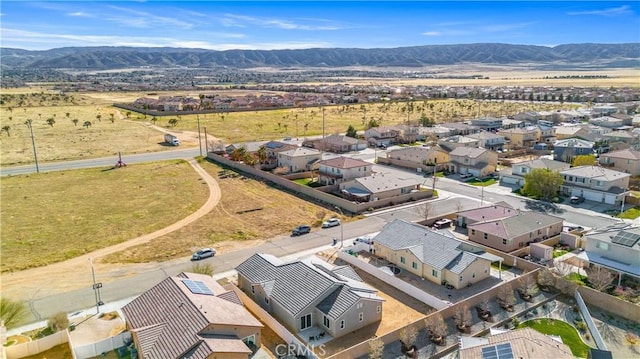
[{"left": 1, "top": 158, "right": 221, "bottom": 301}]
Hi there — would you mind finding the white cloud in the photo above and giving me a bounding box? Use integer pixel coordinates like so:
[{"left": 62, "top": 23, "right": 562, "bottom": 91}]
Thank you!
[
  {"left": 68, "top": 12, "right": 93, "bottom": 18},
  {"left": 481, "top": 22, "right": 535, "bottom": 32},
  {"left": 105, "top": 5, "right": 195, "bottom": 29},
  {"left": 219, "top": 13, "right": 343, "bottom": 31},
  {"left": 0, "top": 27, "right": 326, "bottom": 51},
  {"left": 422, "top": 31, "right": 441, "bottom": 36},
  {"left": 567, "top": 5, "right": 633, "bottom": 16}
]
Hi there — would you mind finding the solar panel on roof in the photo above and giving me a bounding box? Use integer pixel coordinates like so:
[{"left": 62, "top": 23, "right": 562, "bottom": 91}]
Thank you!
[
  {"left": 611, "top": 231, "right": 640, "bottom": 247},
  {"left": 183, "top": 279, "right": 214, "bottom": 295},
  {"left": 481, "top": 343, "right": 514, "bottom": 359}
]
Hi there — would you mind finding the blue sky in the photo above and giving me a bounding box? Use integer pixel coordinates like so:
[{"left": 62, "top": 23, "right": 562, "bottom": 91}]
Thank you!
[{"left": 1, "top": 1, "right": 638, "bottom": 50}]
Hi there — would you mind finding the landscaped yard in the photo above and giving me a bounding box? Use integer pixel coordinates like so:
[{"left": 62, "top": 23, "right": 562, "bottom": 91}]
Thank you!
[
  {"left": 1, "top": 160, "right": 209, "bottom": 272},
  {"left": 517, "top": 318, "right": 592, "bottom": 357},
  {"left": 617, "top": 206, "right": 640, "bottom": 219},
  {"left": 467, "top": 178, "right": 496, "bottom": 186}
]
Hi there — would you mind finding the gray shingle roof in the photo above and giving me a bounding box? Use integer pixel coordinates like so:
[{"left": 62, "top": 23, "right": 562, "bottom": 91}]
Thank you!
[
  {"left": 468, "top": 211, "right": 563, "bottom": 239},
  {"left": 445, "top": 252, "right": 479, "bottom": 274},
  {"left": 374, "top": 219, "right": 483, "bottom": 270},
  {"left": 319, "top": 156, "right": 370, "bottom": 169},
  {"left": 236, "top": 254, "right": 382, "bottom": 317},
  {"left": 449, "top": 147, "right": 488, "bottom": 158},
  {"left": 317, "top": 286, "right": 360, "bottom": 319}
]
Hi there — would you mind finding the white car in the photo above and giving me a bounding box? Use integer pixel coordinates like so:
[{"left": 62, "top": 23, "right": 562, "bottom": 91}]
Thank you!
[
  {"left": 322, "top": 218, "right": 341, "bottom": 228},
  {"left": 353, "top": 236, "right": 373, "bottom": 245}
]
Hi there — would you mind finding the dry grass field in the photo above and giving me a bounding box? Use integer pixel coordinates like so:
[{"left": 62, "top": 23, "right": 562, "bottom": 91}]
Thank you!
[
  {"left": 0, "top": 160, "right": 209, "bottom": 272},
  {"left": 101, "top": 160, "right": 343, "bottom": 264}
]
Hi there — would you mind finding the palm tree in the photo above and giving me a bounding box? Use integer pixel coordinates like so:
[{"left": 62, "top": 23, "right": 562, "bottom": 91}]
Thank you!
[
  {"left": 72, "top": 119, "right": 79, "bottom": 126},
  {"left": 46, "top": 118, "right": 55, "bottom": 127},
  {"left": 2, "top": 125, "right": 10, "bottom": 136},
  {"left": 83, "top": 121, "right": 92, "bottom": 128},
  {"left": 96, "top": 114, "right": 102, "bottom": 122}
]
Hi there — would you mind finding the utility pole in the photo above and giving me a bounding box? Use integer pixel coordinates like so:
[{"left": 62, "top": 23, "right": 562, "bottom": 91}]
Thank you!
[
  {"left": 24, "top": 119, "right": 39, "bottom": 173},
  {"left": 335, "top": 206, "right": 344, "bottom": 248},
  {"left": 197, "top": 114, "right": 203, "bottom": 157},
  {"left": 204, "top": 127, "right": 209, "bottom": 154},
  {"left": 89, "top": 258, "right": 103, "bottom": 314}
]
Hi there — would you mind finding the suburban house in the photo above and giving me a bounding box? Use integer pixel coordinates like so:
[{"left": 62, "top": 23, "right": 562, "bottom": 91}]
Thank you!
[
  {"left": 589, "top": 115, "right": 627, "bottom": 129},
  {"left": 559, "top": 166, "right": 630, "bottom": 205},
  {"left": 276, "top": 147, "right": 322, "bottom": 173},
  {"left": 418, "top": 126, "right": 452, "bottom": 141},
  {"left": 317, "top": 156, "right": 372, "bottom": 185},
  {"left": 536, "top": 122, "right": 557, "bottom": 144},
  {"left": 497, "top": 127, "right": 537, "bottom": 149},
  {"left": 339, "top": 173, "right": 421, "bottom": 202},
  {"left": 456, "top": 204, "right": 519, "bottom": 228},
  {"left": 576, "top": 223, "right": 640, "bottom": 283},
  {"left": 372, "top": 219, "right": 498, "bottom": 289},
  {"left": 302, "top": 134, "right": 367, "bottom": 153},
  {"left": 553, "top": 138, "right": 595, "bottom": 162},
  {"left": 554, "top": 125, "right": 589, "bottom": 140},
  {"left": 500, "top": 158, "right": 570, "bottom": 187},
  {"left": 447, "top": 147, "right": 498, "bottom": 177},
  {"left": 364, "top": 126, "right": 400, "bottom": 146},
  {"left": 437, "top": 135, "right": 481, "bottom": 152},
  {"left": 467, "top": 131, "right": 505, "bottom": 151},
  {"left": 440, "top": 122, "right": 479, "bottom": 136},
  {"left": 459, "top": 327, "right": 574, "bottom": 359},
  {"left": 470, "top": 117, "right": 503, "bottom": 132},
  {"left": 467, "top": 211, "right": 564, "bottom": 252},
  {"left": 501, "top": 118, "right": 525, "bottom": 129},
  {"left": 226, "top": 141, "right": 268, "bottom": 155},
  {"left": 235, "top": 253, "right": 384, "bottom": 340},
  {"left": 262, "top": 141, "right": 299, "bottom": 169},
  {"left": 383, "top": 146, "right": 449, "bottom": 172},
  {"left": 121, "top": 272, "right": 263, "bottom": 359},
  {"left": 603, "top": 130, "right": 640, "bottom": 151},
  {"left": 599, "top": 149, "right": 640, "bottom": 175}
]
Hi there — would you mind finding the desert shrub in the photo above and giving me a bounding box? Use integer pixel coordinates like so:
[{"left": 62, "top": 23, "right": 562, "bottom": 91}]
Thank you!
[{"left": 48, "top": 312, "right": 69, "bottom": 332}]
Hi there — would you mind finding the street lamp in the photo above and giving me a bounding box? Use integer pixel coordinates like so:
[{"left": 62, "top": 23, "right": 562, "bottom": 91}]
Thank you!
[
  {"left": 88, "top": 258, "right": 104, "bottom": 314},
  {"left": 335, "top": 206, "right": 344, "bottom": 248}
]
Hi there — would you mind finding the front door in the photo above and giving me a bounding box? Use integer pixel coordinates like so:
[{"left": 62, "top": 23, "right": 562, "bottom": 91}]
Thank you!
[{"left": 300, "top": 314, "right": 311, "bottom": 330}]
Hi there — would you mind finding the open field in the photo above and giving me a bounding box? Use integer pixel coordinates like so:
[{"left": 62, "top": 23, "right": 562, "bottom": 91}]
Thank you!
[
  {"left": 101, "top": 159, "right": 343, "bottom": 264},
  {"left": 0, "top": 160, "right": 209, "bottom": 272},
  {"left": 1, "top": 88, "right": 578, "bottom": 164}
]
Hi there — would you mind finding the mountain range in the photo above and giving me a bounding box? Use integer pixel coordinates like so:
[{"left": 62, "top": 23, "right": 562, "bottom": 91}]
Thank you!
[{"left": 1, "top": 43, "right": 638, "bottom": 70}]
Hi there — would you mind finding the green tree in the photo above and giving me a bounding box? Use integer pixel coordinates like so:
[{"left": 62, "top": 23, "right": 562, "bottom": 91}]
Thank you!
[
  {"left": 109, "top": 113, "right": 115, "bottom": 123},
  {"left": 96, "top": 114, "right": 102, "bottom": 122},
  {"left": 368, "top": 338, "right": 384, "bottom": 359},
  {"left": 83, "top": 121, "right": 92, "bottom": 128},
  {"left": 1, "top": 297, "right": 27, "bottom": 329},
  {"left": 366, "top": 118, "right": 380, "bottom": 129},
  {"left": 151, "top": 117, "right": 157, "bottom": 125},
  {"left": 48, "top": 312, "right": 69, "bottom": 332},
  {"left": 346, "top": 125, "right": 358, "bottom": 138},
  {"left": 257, "top": 145, "right": 268, "bottom": 164},
  {"left": 419, "top": 113, "right": 435, "bottom": 127},
  {"left": 168, "top": 118, "right": 178, "bottom": 127},
  {"left": 2, "top": 125, "right": 10, "bottom": 136},
  {"left": 572, "top": 154, "right": 596, "bottom": 167},
  {"left": 523, "top": 168, "right": 563, "bottom": 200},
  {"left": 46, "top": 118, "right": 55, "bottom": 127},
  {"left": 72, "top": 119, "right": 79, "bottom": 126}
]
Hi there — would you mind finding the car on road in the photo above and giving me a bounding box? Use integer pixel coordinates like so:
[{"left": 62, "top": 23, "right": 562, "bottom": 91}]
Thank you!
[
  {"left": 322, "top": 218, "right": 341, "bottom": 228},
  {"left": 292, "top": 225, "right": 311, "bottom": 236},
  {"left": 191, "top": 248, "right": 216, "bottom": 260},
  {"left": 460, "top": 173, "right": 473, "bottom": 179},
  {"left": 570, "top": 196, "right": 585, "bottom": 204},
  {"left": 353, "top": 236, "right": 373, "bottom": 245},
  {"left": 433, "top": 218, "right": 453, "bottom": 229}
]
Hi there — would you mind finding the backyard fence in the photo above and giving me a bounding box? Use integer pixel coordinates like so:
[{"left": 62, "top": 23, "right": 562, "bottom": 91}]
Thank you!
[
  {"left": 72, "top": 331, "right": 131, "bottom": 359},
  {"left": 5, "top": 331, "right": 72, "bottom": 359},
  {"left": 574, "top": 289, "right": 607, "bottom": 351}
]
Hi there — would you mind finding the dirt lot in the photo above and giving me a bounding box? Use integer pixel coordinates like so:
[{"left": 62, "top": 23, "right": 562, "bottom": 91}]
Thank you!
[{"left": 316, "top": 254, "right": 434, "bottom": 357}]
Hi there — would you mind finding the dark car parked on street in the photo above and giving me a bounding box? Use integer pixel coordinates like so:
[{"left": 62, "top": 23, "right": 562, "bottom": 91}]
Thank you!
[{"left": 292, "top": 225, "right": 311, "bottom": 236}]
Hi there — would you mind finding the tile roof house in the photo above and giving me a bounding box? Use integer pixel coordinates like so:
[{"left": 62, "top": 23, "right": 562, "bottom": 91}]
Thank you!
[
  {"left": 553, "top": 138, "right": 595, "bottom": 163},
  {"left": 364, "top": 126, "right": 400, "bottom": 146},
  {"left": 467, "top": 131, "right": 505, "bottom": 151},
  {"left": 235, "top": 254, "right": 384, "bottom": 339},
  {"left": 372, "top": 219, "right": 497, "bottom": 289},
  {"left": 383, "top": 146, "right": 449, "bottom": 172},
  {"left": 470, "top": 117, "right": 503, "bottom": 132},
  {"left": 122, "top": 272, "right": 263, "bottom": 359},
  {"left": 338, "top": 173, "right": 421, "bottom": 202},
  {"left": 603, "top": 130, "right": 640, "bottom": 151},
  {"left": 467, "top": 211, "right": 564, "bottom": 252},
  {"left": 456, "top": 204, "right": 518, "bottom": 228},
  {"left": 302, "top": 134, "right": 367, "bottom": 153},
  {"left": 497, "top": 127, "right": 537, "bottom": 149},
  {"left": 559, "top": 166, "right": 630, "bottom": 205},
  {"left": 440, "top": 122, "right": 479, "bottom": 136},
  {"left": 447, "top": 147, "right": 498, "bottom": 177},
  {"left": 459, "top": 327, "right": 574, "bottom": 359},
  {"left": 599, "top": 149, "right": 640, "bottom": 175},
  {"left": 437, "top": 135, "right": 481, "bottom": 152},
  {"left": 500, "top": 158, "right": 571, "bottom": 187},
  {"left": 317, "top": 156, "right": 372, "bottom": 185},
  {"left": 276, "top": 147, "right": 322, "bottom": 173},
  {"left": 261, "top": 141, "right": 299, "bottom": 170},
  {"left": 576, "top": 223, "right": 640, "bottom": 281}
]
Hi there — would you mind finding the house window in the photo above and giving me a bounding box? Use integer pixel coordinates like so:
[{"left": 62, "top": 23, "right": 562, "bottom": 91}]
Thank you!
[
  {"left": 472, "top": 272, "right": 476, "bottom": 278},
  {"left": 323, "top": 315, "right": 330, "bottom": 329},
  {"left": 471, "top": 229, "right": 476, "bottom": 235},
  {"left": 300, "top": 314, "right": 311, "bottom": 330},
  {"left": 483, "top": 233, "right": 488, "bottom": 240},
  {"left": 412, "top": 262, "right": 418, "bottom": 269},
  {"left": 357, "top": 302, "right": 363, "bottom": 309},
  {"left": 596, "top": 180, "right": 603, "bottom": 187},
  {"left": 359, "top": 313, "right": 364, "bottom": 322},
  {"left": 484, "top": 268, "right": 488, "bottom": 273},
  {"left": 264, "top": 297, "right": 269, "bottom": 304},
  {"left": 251, "top": 286, "right": 255, "bottom": 294},
  {"left": 597, "top": 241, "right": 610, "bottom": 251},
  {"left": 432, "top": 269, "right": 438, "bottom": 278},
  {"left": 400, "top": 256, "right": 406, "bottom": 264},
  {"left": 460, "top": 276, "right": 463, "bottom": 282},
  {"left": 377, "top": 306, "right": 381, "bottom": 313},
  {"left": 502, "top": 239, "right": 507, "bottom": 245},
  {"left": 340, "top": 320, "right": 345, "bottom": 329}
]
